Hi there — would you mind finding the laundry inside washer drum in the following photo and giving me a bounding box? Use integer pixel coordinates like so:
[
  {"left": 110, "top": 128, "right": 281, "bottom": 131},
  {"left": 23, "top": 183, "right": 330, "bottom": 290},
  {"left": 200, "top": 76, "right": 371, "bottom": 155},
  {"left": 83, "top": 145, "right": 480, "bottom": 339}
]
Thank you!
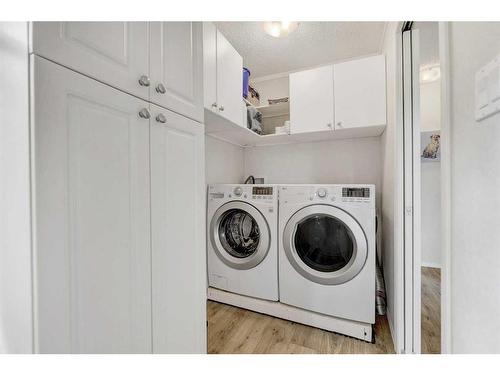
[{"left": 219, "top": 209, "right": 260, "bottom": 258}]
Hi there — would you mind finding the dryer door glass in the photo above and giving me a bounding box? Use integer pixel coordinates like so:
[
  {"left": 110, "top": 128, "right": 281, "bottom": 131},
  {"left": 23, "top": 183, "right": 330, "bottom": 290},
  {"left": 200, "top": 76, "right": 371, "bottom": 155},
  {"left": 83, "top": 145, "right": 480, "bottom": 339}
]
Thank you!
[
  {"left": 294, "top": 214, "right": 354, "bottom": 272},
  {"left": 218, "top": 209, "right": 260, "bottom": 258}
]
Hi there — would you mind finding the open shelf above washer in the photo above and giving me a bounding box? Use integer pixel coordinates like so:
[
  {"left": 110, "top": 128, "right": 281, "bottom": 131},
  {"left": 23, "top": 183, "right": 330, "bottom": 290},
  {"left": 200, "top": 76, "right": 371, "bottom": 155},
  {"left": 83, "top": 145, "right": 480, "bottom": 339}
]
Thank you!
[
  {"left": 205, "top": 107, "right": 386, "bottom": 147},
  {"left": 255, "top": 101, "right": 290, "bottom": 118}
]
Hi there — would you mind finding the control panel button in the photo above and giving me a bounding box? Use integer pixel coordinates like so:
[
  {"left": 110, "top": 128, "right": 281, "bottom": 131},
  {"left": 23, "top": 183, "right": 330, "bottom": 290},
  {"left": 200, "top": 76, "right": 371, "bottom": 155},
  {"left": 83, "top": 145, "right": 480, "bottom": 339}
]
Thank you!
[
  {"left": 317, "top": 188, "right": 327, "bottom": 198},
  {"left": 233, "top": 187, "right": 243, "bottom": 197}
]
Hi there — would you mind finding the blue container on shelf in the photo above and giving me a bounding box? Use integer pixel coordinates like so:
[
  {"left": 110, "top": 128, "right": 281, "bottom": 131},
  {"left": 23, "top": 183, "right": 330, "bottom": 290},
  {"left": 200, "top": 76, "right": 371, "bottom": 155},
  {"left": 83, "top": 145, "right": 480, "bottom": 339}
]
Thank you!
[{"left": 243, "top": 67, "right": 251, "bottom": 98}]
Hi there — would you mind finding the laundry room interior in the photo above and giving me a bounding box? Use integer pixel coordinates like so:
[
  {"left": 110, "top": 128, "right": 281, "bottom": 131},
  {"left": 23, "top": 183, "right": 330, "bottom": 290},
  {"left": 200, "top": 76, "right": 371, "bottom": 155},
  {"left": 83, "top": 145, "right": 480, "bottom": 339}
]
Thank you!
[
  {"left": 2, "top": 14, "right": 500, "bottom": 360},
  {"left": 204, "top": 21, "right": 441, "bottom": 354}
]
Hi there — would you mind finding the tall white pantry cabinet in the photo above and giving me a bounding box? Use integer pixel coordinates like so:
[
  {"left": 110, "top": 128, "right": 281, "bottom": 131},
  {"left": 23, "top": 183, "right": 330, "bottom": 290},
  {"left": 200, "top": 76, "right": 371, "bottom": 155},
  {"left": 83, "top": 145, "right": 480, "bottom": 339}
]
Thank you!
[{"left": 0, "top": 22, "right": 206, "bottom": 353}]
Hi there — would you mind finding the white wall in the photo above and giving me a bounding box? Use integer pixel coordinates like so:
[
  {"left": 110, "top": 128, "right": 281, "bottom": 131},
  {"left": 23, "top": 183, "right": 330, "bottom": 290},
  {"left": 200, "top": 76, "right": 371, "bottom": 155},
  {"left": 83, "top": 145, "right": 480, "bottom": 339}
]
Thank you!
[
  {"left": 0, "top": 22, "right": 33, "bottom": 353},
  {"left": 420, "top": 79, "right": 441, "bottom": 267},
  {"left": 250, "top": 76, "right": 289, "bottom": 106},
  {"left": 379, "top": 22, "right": 401, "bottom": 352},
  {"left": 448, "top": 22, "right": 500, "bottom": 353},
  {"left": 244, "top": 137, "right": 382, "bottom": 205},
  {"left": 420, "top": 80, "right": 441, "bottom": 132},
  {"left": 205, "top": 135, "right": 245, "bottom": 184}
]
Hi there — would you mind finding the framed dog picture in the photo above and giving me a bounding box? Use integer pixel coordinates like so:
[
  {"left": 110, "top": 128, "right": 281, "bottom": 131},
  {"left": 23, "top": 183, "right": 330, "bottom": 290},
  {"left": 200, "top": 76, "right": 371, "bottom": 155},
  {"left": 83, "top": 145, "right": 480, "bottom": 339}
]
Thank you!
[{"left": 421, "top": 130, "right": 441, "bottom": 162}]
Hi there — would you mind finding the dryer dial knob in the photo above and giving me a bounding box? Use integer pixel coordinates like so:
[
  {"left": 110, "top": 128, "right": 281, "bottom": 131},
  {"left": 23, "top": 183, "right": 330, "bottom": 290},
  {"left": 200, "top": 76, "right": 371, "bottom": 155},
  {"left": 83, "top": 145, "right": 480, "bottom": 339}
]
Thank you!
[
  {"left": 317, "top": 188, "right": 327, "bottom": 198},
  {"left": 234, "top": 187, "right": 243, "bottom": 197}
]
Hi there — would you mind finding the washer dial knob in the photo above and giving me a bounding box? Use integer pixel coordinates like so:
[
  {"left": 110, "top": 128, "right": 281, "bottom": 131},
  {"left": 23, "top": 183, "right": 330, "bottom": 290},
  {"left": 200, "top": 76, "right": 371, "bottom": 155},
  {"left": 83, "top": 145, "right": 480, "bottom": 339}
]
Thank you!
[
  {"left": 234, "top": 187, "right": 243, "bottom": 197},
  {"left": 317, "top": 188, "right": 327, "bottom": 198}
]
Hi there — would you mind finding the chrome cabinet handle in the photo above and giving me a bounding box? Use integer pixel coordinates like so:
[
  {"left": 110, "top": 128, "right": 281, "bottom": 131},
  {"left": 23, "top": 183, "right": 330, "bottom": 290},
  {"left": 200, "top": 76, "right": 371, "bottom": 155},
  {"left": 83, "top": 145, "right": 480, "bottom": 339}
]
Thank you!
[
  {"left": 138, "top": 75, "right": 150, "bottom": 87},
  {"left": 327, "top": 123, "right": 333, "bottom": 129},
  {"left": 155, "top": 113, "right": 166, "bottom": 123},
  {"left": 139, "top": 108, "right": 151, "bottom": 119},
  {"left": 219, "top": 105, "right": 224, "bottom": 111},
  {"left": 211, "top": 102, "right": 218, "bottom": 108},
  {"left": 337, "top": 121, "right": 343, "bottom": 127},
  {"left": 155, "top": 83, "right": 166, "bottom": 94}
]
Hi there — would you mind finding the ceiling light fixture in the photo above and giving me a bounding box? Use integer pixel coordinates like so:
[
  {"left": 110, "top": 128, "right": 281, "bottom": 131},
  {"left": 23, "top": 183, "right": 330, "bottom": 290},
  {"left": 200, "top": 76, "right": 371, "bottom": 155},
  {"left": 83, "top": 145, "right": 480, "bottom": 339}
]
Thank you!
[{"left": 263, "top": 22, "right": 299, "bottom": 38}]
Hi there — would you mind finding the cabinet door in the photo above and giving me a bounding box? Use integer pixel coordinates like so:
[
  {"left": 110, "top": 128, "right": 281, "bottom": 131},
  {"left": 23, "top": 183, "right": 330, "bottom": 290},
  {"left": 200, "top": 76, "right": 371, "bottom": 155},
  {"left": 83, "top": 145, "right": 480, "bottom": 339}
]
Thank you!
[
  {"left": 31, "top": 22, "right": 149, "bottom": 100},
  {"left": 333, "top": 55, "right": 386, "bottom": 129},
  {"left": 32, "top": 56, "right": 152, "bottom": 353},
  {"left": 216, "top": 30, "right": 244, "bottom": 127},
  {"left": 290, "top": 65, "right": 335, "bottom": 134},
  {"left": 150, "top": 105, "right": 206, "bottom": 353},
  {"left": 203, "top": 22, "right": 217, "bottom": 111},
  {"left": 150, "top": 22, "right": 203, "bottom": 123}
]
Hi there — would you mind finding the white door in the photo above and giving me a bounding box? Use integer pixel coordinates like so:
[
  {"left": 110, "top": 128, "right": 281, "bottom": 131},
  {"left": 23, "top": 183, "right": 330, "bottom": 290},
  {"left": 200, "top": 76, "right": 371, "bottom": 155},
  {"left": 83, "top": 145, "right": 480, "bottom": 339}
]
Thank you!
[
  {"left": 150, "top": 22, "right": 203, "bottom": 123},
  {"left": 31, "top": 22, "right": 150, "bottom": 100},
  {"left": 31, "top": 56, "right": 152, "bottom": 353},
  {"left": 216, "top": 29, "right": 243, "bottom": 127},
  {"left": 203, "top": 22, "right": 218, "bottom": 111},
  {"left": 290, "top": 65, "right": 335, "bottom": 134},
  {"left": 401, "top": 29, "right": 422, "bottom": 354},
  {"left": 333, "top": 55, "right": 387, "bottom": 129},
  {"left": 150, "top": 104, "right": 206, "bottom": 353}
]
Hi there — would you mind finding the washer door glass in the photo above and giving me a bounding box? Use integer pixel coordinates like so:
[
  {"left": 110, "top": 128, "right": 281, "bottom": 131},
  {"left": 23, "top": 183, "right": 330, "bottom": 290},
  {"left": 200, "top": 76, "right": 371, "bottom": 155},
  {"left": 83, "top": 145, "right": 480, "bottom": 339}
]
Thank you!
[
  {"left": 210, "top": 201, "right": 271, "bottom": 270},
  {"left": 219, "top": 209, "right": 260, "bottom": 258},
  {"left": 283, "top": 204, "right": 368, "bottom": 285},
  {"left": 294, "top": 214, "right": 354, "bottom": 272}
]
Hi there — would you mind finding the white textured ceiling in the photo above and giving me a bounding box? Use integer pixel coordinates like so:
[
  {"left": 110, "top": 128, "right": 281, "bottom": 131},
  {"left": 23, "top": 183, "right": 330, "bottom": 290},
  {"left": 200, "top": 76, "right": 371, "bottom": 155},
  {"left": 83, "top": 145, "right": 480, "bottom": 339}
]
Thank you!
[{"left": 215, "top": 22, "right": 388, "bottom": 79}]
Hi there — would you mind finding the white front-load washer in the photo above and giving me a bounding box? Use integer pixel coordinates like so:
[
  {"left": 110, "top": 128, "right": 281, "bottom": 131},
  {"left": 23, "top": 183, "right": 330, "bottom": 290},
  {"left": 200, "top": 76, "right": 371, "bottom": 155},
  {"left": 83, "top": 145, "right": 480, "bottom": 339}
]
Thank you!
[
  {"left": 207, "top": 184, "right": 278, "bottom": 301},
  {"left": 279, "top": 184, "right": 376, "bottom": 325}
]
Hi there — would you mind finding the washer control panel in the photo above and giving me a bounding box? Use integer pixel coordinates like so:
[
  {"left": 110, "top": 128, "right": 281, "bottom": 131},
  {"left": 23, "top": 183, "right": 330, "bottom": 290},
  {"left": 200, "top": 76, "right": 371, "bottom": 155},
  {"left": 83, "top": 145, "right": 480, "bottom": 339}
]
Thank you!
[
  {"left": 252, "top": 186, "right": 274, "bottom": 200},
  {"left": 208, "top": 185, "right": 276, "bottom": 202}
]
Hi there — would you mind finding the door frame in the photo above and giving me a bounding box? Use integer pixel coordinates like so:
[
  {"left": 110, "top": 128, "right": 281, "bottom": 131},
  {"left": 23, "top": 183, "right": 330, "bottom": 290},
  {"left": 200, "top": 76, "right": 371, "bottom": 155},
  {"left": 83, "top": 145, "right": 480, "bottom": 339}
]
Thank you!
[
  {"left": 397, "top": 21, "right": 452, "bottom": 354},
  {"left": 438, "top": 21, "right": 452, "bottom": 354}
]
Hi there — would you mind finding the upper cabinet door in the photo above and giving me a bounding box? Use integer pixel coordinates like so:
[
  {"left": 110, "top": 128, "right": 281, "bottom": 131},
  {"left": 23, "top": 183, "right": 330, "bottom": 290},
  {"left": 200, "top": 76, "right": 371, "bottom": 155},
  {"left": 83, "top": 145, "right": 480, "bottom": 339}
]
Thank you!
[
  {"left": 32, "top": 56, "right": 152, "bottom": 353},
  {"left": 216, "top": 30, "right": 244, "bottom": 127},
  {"left": 290, "top": 65, "right": 335, "bottom": 134},
  {"left": 31, "top": 22, "right": 150, "bottom": 100},
  {"left": 150, "top": 22, "right": 203, "bottom": 123},
  {"left": 333, "top": 55, "right": 386, "bottom": 129},
  {"left": 203, "top": 22, "right": 217, "bottom": 112},
  {"left": 150, "top": 105, "right": 206, "bottom": 353}
]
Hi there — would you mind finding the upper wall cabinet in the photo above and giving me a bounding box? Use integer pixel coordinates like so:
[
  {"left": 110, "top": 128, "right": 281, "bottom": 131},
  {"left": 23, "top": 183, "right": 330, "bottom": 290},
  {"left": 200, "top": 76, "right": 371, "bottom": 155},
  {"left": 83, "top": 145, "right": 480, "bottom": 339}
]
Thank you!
[
  {"left": 333, "top": 55, "right": 386, "bottom": 130},
  {"left": 31, "top": 22, "right": 150, "bottom": 101},
  {"left": 150, "top": 22, "right": 203, "bottom": 123},
  {"left": 203, "top": 22, "right": 217, "bottom": 111},
  {"left": 31, "top": 22, "right": 204, "bottom": 122},
  {"left": 290, "top": 65, "right": 335, "bottom": 134},
  {"left": 203, "top": 23, "right": 244, "bottom": 127}
]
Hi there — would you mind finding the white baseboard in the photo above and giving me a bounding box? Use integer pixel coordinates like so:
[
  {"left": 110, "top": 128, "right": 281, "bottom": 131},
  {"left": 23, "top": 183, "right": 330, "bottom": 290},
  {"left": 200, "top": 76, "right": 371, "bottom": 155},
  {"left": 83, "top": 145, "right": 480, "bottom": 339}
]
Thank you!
[
  {"left": 421, "top": 262, "right": 442, "bottom": 269},
  {"left": 207, "top": 287, "right": 373, "bottom": 342}
]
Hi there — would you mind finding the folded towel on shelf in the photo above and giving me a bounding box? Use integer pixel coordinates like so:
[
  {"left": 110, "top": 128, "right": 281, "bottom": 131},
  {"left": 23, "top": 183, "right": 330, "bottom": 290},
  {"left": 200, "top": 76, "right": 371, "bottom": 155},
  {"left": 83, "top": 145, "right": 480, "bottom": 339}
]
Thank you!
[{"left": 247, "top": 106, "right": 262, "bottom": 135}]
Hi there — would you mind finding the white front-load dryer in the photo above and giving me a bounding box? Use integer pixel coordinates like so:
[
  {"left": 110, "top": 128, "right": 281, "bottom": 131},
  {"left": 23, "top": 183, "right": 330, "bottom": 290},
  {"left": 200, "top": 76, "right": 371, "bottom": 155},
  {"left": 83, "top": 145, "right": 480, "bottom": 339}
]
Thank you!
[
  {"left": 207, "top": 184, "right": 278, "bottom": 301},
  {"left": 279, "top": 185, "right": 376, "bottom": 324}
]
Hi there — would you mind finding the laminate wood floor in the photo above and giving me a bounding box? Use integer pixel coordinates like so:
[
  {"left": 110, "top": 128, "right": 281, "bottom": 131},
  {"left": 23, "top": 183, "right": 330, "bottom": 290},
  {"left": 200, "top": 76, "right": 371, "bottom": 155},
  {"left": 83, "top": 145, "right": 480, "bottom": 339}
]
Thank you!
[
  {"left": 421, "top": 266, "right": 441, "bottom": 354},
  {"left": 207, "top": 300, "right": 395, "bottom": 354}
]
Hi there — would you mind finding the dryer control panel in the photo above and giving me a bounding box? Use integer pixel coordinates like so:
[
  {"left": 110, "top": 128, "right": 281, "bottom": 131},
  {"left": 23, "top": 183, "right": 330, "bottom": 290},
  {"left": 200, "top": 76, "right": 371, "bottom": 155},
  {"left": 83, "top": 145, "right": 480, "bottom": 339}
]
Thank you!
[
  {"left": 279, "top": 185, "right": 375, "bottom": 208},
  {"left": 342, "top": 187, "right": 370, "bottom": 198}
]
